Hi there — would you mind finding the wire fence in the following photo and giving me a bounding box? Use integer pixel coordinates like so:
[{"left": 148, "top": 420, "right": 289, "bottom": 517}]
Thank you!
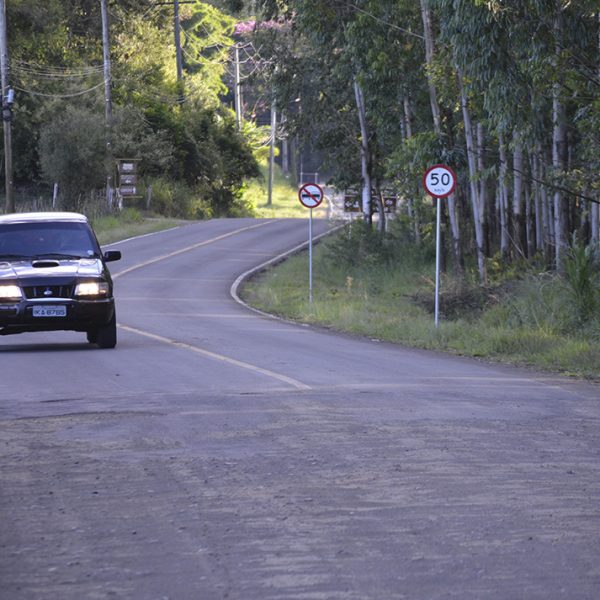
[{"left": 0, "top": 188, "right": 117, "bottom": 220}]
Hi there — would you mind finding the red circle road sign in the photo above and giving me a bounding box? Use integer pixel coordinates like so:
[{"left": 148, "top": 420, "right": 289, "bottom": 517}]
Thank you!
[
  {"left": 423, "top": 164, "right": 457, "bottom": 198},
  {"left": 298, "top": 182, "right": 324, "bottom": 208}
]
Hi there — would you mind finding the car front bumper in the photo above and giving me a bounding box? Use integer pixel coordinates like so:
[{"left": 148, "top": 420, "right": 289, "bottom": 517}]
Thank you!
[{"left": 0, "top": 298, "right": 115, "bottom": 335}]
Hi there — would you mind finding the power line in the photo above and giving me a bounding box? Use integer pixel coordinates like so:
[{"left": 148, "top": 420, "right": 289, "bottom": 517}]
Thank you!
[{"left": 12, "top": 80, "right": 106, "bottom": 99}]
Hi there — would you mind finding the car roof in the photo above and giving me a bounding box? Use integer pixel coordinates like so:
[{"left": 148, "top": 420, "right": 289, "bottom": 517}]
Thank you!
[{"left": 0, "top": 212, "right": 89, "bottom": 225}]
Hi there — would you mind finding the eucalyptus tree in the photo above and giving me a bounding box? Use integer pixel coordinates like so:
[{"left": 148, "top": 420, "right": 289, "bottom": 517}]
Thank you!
[
  {"left": 253, "top": 0, "right": 436, "bottom": 230},
  {"left": 434, "top": 0, "right": 600, "bottom": 272},
  {"left": 250, "top": 1, "right": 376, "bottom": 220},
  {"left": 248, "top": 0, "right": 600, "bottom": 277}
]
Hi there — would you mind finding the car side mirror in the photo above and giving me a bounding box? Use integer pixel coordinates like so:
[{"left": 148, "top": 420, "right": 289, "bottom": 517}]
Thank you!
[{"left": 103, "top": 250, "right": 122, "bottom": 262}]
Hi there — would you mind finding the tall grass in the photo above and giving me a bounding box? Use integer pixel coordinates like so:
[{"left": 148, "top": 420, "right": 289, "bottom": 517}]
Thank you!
[
  {"left": 563, "top": 235, "right": 600, "bottom": 326},
  {"left": 242, "top": 161, "right": 328, "bottom": 219},
  {"left": 243, "top": 224, "right": 600, "bottom": 380}
]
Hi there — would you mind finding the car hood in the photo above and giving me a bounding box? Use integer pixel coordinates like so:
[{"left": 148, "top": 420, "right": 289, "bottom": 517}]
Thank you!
[{"left": 0, "top": 258, "right": 103, "bottom": 281}]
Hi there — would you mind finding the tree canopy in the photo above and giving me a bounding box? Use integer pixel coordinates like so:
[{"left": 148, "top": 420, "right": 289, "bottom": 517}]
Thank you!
[
  {"left": 2, "top": 0, "right": 599, "bottom": 273},
  {"left": 3, "top": 0, "right": 260, "bottom": 215},
  {"left": 247, "top": 0, "right": 600, "bottom": 275}
]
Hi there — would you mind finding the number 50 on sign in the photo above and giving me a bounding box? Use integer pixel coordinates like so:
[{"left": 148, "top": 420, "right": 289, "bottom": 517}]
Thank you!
[
  {"left": 422, "top": 164, "right": 457, "bottom": 328},
  {"left": 423, "top": 164, "right": 457, "bottom": 199}
]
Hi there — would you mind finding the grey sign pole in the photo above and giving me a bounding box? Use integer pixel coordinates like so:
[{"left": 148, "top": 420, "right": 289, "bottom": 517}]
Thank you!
[
  {"left": 298, "top": 182, "right": 324, "bottom": 304},
  {"left": 423, "top": 165, "right": 457, "bottom": 327},
  {"left": 309, "top": 207, "right": 314, "bottom": 303}
]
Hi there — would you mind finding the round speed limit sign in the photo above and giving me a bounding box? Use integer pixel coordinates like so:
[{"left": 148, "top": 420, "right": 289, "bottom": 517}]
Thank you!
[{"left": 423, "top": 164, "right": 457, "bottom": 198}]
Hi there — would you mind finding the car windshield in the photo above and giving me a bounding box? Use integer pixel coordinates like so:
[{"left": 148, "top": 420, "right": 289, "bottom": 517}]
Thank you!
[{"left": 0, "top": 221, "right": 100, "bottom": 259}]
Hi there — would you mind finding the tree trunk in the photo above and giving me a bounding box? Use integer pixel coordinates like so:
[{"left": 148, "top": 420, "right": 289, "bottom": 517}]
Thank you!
[
  {"left": 375, "top": 186, "right": 386, "bottom": 233},
  {"left": 402, "top": 95, "right": 421, "bottom": 243},
  {"left": 477, "top": 123, "right": 489, "bottom": 255},
  {"left": 420, "top": 0, "right": 462, "bottom": 274},
  {"left": 498, "top": 135, "right": 510, "bottom": 260},
  {"left": 512, "top": 133, "right": 525, "bottom": 259},
  {"left": 592, "top": 201, "right": 600, "bottom": 245},
  {"left": 552, "top": 6, "right": 568, "bottom": 270},
  {"left": 525, "top": 185, "right": 535, "bottom": 258},
  {"left": 531, "top": 151, "right": 541, "bottom": 253},
  {"left": 593, "top": 13, "right": 600, "bottom": 245},
  {"left": 354, "top": 80, "right": 372, "bottom": 226},
  {"left": 420, "top": 0, "right": 442, "bottom": 133},
  {"left": 458, "top": 68, "right": 486, "bottom": 283}
]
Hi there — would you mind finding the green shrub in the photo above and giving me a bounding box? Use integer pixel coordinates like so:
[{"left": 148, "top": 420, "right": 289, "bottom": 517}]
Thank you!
[
  {"left": 39, "top": 107, "right": 107, "bottom": 206},
  {"left": 147, "top": 178, "right": 206, "bottom": 219},
  {"left": 562, "top": 235, "right": 600, "bottom": 326}
]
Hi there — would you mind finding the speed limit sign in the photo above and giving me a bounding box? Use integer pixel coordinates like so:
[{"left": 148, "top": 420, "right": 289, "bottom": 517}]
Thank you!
[
  {"left": 423, "top": 164, "right": 457, "bottom": 198},
  {"left": 423, "top": 164, "right": 457, "bottom": 328}
]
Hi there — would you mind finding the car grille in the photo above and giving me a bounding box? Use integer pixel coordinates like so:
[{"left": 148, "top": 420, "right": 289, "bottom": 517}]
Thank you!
[{"left": 23, "top": 285, "right": 74, "bottom": 299}]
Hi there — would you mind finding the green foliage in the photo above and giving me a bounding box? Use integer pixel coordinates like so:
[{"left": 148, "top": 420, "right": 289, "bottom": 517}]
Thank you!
[
  {"left": 38, "top": 106, "right": 107, "bottom": 205},
  {"left": 149, "top": 177, "right": 213, "bottom": 220},
  {"left": 243, "top": 237, "right": 600, "bottom": 379},
  {"left": 562, "top": 236, "right": 600, "bottom": 326},
  {"left": 324, "top": 218, "right": 435, "bottom": 272},
  {"left": 241, "top": 160, "right": 318, "bottom": 218},
  {"left": 112, "top": 106, "right": 176, "bottom": 176},
  {"left": 325, "top": 221, "right": 388, "bottom": 269},
  {"left": 182, "top": 1, "right": 237, "bottom": 105},
  {"left": 5, "top": 0, "right": 260, "bottom": 219}
]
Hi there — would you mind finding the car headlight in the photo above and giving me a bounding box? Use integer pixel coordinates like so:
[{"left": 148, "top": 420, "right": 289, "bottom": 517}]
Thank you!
[
  {"left": 75, "top": 281, "right": 109, "bottom": 297},
  {"left": 0, "top": 284, "right": 22, "bottom": 301}
]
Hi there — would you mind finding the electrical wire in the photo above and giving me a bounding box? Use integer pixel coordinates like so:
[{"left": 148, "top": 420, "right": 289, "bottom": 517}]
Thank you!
[
  {"left": 12, "top": 80, "right": 106, "bottom": 99},
  {"left": 11, "top": 59, "right": 104, "bottom": 78}
]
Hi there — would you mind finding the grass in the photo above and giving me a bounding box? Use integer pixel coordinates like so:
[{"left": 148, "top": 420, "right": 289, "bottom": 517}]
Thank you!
[
  {"left": 91, "top": 210, "right": 187, "bottom": 245},
  {"left": 241, "top": 235, "right": 600, "bottom": 381},
  {"left": 8, "top": 179, "right": 598, "bottom": 380},
  {"left": 243, "top": 161, "right": 329, "bottom": 219}
]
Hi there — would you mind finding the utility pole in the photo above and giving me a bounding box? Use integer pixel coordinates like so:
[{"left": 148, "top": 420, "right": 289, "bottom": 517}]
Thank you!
[
  {"left": 0, "top": 0, "right": 14, "bottom": 213},
  {"left": 155, "top": 1, "right": 193, "bottom": 102},
  {"left": 267, "top": 99, "right": 276, "bottom": 206},
  {"left": 234, "top": 44, "right": 242, "bottom": 130},
  {"left": 174, "top": 0, "right": 184, "bottom": 102},
  {"left": 100, "top": 0, "right": 114, "bottom": 205}
]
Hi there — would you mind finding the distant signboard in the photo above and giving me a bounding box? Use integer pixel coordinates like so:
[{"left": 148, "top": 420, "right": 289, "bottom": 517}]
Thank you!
[
  {"left": 116, "top": 159, "right": 141, "bottom": 198},
  {"left": 343, "top": 191, "right": 397, "bottom": 214}
]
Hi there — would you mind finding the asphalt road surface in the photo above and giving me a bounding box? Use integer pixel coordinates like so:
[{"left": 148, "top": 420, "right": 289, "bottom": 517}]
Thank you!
[{"left": 1, "top": 218, "right": 599, "bottom": 600}]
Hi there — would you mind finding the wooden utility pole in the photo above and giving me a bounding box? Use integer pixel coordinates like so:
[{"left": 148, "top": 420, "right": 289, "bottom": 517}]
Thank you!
[
  {"left": 174, "top": 0, "right": 184, "bottom": 102},
  {"left": 0, "top": 0, "right": 14, "bottom": 213},
  {"left": 234, "top": 44, "right": 242, "bottom": 130},
  {"left": 267, "top": 99, "right": 276, "bottom": 205},
  {"left": 100, "top": 0, "right": 114, "bottom": 205}
]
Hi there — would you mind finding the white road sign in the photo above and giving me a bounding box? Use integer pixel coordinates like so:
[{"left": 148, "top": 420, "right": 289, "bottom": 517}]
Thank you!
[{"left": 423, "top": 164, "right": 457, "bottom": 198}]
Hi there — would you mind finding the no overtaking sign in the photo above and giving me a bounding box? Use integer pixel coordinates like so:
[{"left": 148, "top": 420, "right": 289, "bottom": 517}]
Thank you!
[{"left": 298, "top": 182, "right": 324, "bottom": 209}]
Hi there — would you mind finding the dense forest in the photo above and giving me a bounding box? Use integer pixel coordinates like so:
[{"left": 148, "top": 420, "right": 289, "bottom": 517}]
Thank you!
[
  {"left": 2, "top": 1, "right": 600, "bottom": 278},
  {"left": 1, "top": 0, "right": 261, "bottom": 217},
  {"left": 248, "top": 0, "right": 600, "bottom": 278}
]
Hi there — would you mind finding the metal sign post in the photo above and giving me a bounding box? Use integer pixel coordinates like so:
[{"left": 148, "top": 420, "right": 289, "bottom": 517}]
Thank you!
[
  {"left": 298, "top": 182, "right": 324, "bottom": 304},
  {"left": 422, "top": 165, "right": 457, "bottom": 327},
  {"left": 309, "top": 207, "right": 314, "bottom": 302}
]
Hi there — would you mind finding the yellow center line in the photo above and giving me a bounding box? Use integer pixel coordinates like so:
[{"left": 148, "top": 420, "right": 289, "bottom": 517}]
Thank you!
[
  {"left": 118, "top": 323, "right": 311, "bottom": 391},
  {"left": 112, "top": 220, "right": 311, "bottom": 390},
  {"left": 113, "top": 220, "right": 276, "bottom": 280}
]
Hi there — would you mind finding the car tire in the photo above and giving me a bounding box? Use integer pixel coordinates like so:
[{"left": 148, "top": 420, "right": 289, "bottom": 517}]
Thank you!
[
  {"left": 95, "top": 312, "right": 117, "bottom": 349},
  {"left": 86, "top": 329, "right": 98, "bottom": 344}
]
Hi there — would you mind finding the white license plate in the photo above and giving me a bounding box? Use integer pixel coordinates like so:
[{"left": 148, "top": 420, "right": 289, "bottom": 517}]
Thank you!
[{"left": 32, "top": 305, "right": 67, "bottom": 318}]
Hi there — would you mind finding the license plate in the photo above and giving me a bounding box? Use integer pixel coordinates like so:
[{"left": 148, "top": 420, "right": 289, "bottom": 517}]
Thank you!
[{"left": 33, "top": 305, "right": 67, "bottom": 318}]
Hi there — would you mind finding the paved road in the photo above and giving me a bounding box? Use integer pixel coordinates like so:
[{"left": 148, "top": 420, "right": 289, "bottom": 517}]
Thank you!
[{"left": 1, "top": 218, "right": 599, "bottom": 600}]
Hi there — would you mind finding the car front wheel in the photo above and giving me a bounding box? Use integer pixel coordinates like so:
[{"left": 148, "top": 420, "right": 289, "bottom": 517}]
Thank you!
[{"left": 94, "top": 312, "right": 117, "bottom": 349}]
